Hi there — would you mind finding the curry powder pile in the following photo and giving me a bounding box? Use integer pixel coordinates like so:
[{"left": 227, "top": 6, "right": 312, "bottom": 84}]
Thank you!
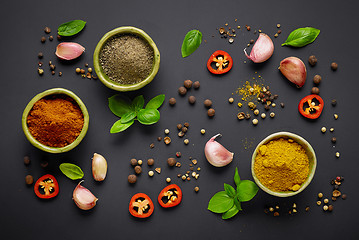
[
  {"left": 27, "top": 95, "right": 84, "bottom": 148},
  {"left": 254, "top": 138, "right": 309, "bottom": 192}
]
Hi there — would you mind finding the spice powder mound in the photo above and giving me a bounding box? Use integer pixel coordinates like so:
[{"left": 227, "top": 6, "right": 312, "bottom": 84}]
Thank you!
[
  {"left": 99, "top": 34, "right": 154, "bottom": 85},
  {"left": 27, "top": 94, "right": 84, "bottom": 148},
  {"left": 254, "top": 138, "right": 309, "bottom": 192}
]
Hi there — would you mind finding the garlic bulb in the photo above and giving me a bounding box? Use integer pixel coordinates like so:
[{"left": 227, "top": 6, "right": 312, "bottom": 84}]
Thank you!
[
  {"left": 73, "top": 181, "right": 98, "bottom": 210},
  {"left": 205, "top": 134, "right": 234, "bottom": 167},
  {"left": 244, "top": 33, "right": 274, "bottom": 63},
  {"left": 55, "top": 42, "right": 85, "bottom": 60},
  {"left": 279, "top": 56, "right": 307, "bottom": 87},
  {"left": 92, "top": 153, "right": 108, "bottom": 181}
]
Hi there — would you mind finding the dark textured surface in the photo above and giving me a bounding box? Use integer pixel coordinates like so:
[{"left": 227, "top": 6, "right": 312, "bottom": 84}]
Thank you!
[{"left": 1, "top": 0, "right": 358, "bottom": 239}]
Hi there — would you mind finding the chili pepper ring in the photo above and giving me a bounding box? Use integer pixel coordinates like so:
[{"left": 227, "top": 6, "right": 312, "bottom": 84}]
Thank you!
[
  {"left": 207, "top": 50, "right": 233, "bottom": 75},
  {"left": 158, "top": 184, "right": 183, "bottom": 208}
]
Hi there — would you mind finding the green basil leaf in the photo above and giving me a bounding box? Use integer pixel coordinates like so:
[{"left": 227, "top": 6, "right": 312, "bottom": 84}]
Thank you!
[
  {"left": 181, "top": 29, "right": 202, "bottom": 58},
  {"left": 234, "top": 167, "right": 241, "bottom": 187},
  {"left": 110, "top": 119, "right": 134, "bottom": 133},
  {"left": 224, "top": 183, "right": 236, "bottom": 198},
  {"left": 58, "top": 20, "right": 86, "bottom": 36},
  {"left": 208, "top": 191, "right": 234, "bottom": 213},
  {"left": 120, "top": 111, "right": 137, "bottom": 124},
  {"left": 234, "top": 197, "right": 242, "bottom": 211},
  {"left": 132, "top": 95, "right": 144, "bottom": 112},
  {"left": 222, "top": 205, "right": 239, "bottom": 220},
  {"left": 236, "top": 180, "right": 259, "bottom": 202},
  {"left": 108, "top": 94, "right": 133, "bottom": 118},
  {"left": 137, "top": 109, "right": 160, "bottom": 125},
  {"left": 59, "top": 163, "right": 84, "bottom": 180},
  {"left": 145, "top": 94, "right": 165, "bottom": 109},
  {"left": 282, "top": 27, "right": 320, "bottom": 47}
]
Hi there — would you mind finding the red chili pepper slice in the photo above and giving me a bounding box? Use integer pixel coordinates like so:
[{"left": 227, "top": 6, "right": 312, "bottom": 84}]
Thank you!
[
  {"left": 34, "top": 174, "right": 59, "bottom": 199},
  {"left": 298, "top": 94, "right": 324, "bottom": 119},
  {"left": 158, "top": 184, "right": 182, "bottom": 208},
  {"left": 207, "top": 50, "right": 233, "bottom": 74},
  {"left": 129, "top": 193, "right": 154, "bottom": 218}
]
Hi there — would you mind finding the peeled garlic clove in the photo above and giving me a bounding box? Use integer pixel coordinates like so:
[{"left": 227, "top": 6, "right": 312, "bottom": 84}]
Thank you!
[
  {"left": 244, "top": 33, "right": 274, "bottom": 63},
  {"left": 92, "top": 153, "right": 108, "bottom": 181},
  {"left": 279, "top": 56, "right": 307, "bottom": 87},
  {"left": 205, "top": 134, "right": 234, "bottom": 167},
  {"left": 73, "top": 181, "right": 98, "bottom": 210},
  {"left": 55, "top": 42, "right": 85, "bottom": 60}
]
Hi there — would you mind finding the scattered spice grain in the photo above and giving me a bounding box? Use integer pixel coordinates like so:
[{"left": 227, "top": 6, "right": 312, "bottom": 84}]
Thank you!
[{"left": 24, "top": 156, "right": 30, "bottom": 165}]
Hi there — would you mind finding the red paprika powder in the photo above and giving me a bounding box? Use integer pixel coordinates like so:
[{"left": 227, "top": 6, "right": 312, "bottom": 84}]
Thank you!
[{"left": 27, "top": 94, "right": 84, "bottom": 147}]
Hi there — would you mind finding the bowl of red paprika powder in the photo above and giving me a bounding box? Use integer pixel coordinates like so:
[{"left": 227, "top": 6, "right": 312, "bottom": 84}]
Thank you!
[{"left": 22, "top": 88, "right": 89, "bottom": 153}]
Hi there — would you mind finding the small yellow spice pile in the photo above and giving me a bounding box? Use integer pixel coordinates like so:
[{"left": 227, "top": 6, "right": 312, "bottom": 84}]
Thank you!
[
  {"left": 235, "top": 80, "right": 264, "bottom": 102},
  {"left": 254, "top": 138, "right": 309, "bottom": 192}
]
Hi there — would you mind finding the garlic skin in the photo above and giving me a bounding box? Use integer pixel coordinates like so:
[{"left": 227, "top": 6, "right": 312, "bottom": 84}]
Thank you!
[
  {"left": 55, "top": 42, "right": 85, "bottom": 60},
  {"left": 73, "top": 181, "right": 98, "bottom": 210},
  {"left": 244, "top": 33, "right": 274, "bottom": 63},
  {"left": 279, "top": 56, "right": 307, "bottom": 87},
  {"left": 205, "top": 134, "right": 234, "bottom": 167},
  {"left": 92, "top": 153, "right": 108, "bottom": 181}
]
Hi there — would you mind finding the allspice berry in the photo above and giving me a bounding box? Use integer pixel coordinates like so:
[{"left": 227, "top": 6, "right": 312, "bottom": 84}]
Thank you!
[
  {"left": 193, "top": 81, "right": 200, "bottom": 89},
  {"left": 169, "top": 97, "right": 176, "bottom": 106},
  {"left": 25, "top": 175, "right": 34, "bottom": 185},
  {"left": 311, "top": 87, "right": 320, "bottom": 95},
  {"left": 130, "top": 158, "right": 137, "bottom": 166},
  {"left": 184, "top": 80, "right": 193, "bottom": 89},
  {"left": 128, "top": 174, "right": 137, "bottom": 184},
  {"left": 147, "top": 158, "right": 155, "bottom": 166},
  {"left": 313, "top": 75, "right": 322, "bottom": 85},
  {"left": 134, "top": 166, "right": 142, "bottom": 174},
  {"left": 188, "top": 96, "right": 196, "bottom": 104},
  {"left": 204, "top": 99, "right": 212, "bottom": 108},
  {"left": 178, "top": 86, "right": 187, "bottom": 96},
  {"left": 167, "top": 157, "right": 176, "bottom": 167},
  {"left": 331, "top": 62, "right": 338, "bottom": 71},
  {"left": 207, "top": 108, "right": 215, "bottom": 117},
  {"left": 308, "top": 55, "right": 317, "bottom": 66}
]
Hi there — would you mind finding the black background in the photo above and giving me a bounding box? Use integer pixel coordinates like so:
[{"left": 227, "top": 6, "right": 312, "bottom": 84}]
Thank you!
[{"left": 1, "top": 0, "right": 358, "bottom": 239}]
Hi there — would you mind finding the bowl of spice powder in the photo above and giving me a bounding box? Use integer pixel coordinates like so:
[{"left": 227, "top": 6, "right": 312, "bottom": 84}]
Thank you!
[
  {"left": 93, "top": 26, "right": 160, "bottom": 91},
  {"left": 22, "top": 88, "right": 89, "bottom": 153},
  {"left": 251, "top": 132, "right": 317, "bottom": 197}
]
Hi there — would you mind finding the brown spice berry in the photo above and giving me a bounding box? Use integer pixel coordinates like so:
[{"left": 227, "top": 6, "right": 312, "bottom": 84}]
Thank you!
[
  {"left": 25, "top": 175, "right": 34, "bottom": 185},
  {"left": 313, "top": 75, "right": 322, "bottom": 85},
  {"left": 177, "top": 124, "right": 182, "bottom": 130},
  {"left": 157, "top": 136, "right": 162, "bottom": 141},
  {"left": 331, "top": 99, "right": 337, "bottom": 106},
  {"left": 130, "top": 158, "right": 137, "bottom": 166},
  {"left": 134, "top": 166, "right": 142, "bottom": 174},
  {"left": 331, "top": 137, "right": 337, "bottom": 143},
  {"left": 207, "top": 108, "right": 215, "bottom": 117},
  {"left": 167, "top": 158, "right": 176, "bottom": 167},
  {"left": 41, "top": 36, "right": 46, "bottom": 43},
  {"left": 149, "top": 143, "right": 155, "bottom": 149},
  {"left": 328, "top": 205, "right": 333, "bottom": 212},
  {"left": 147, "top": 158, "right": 154, "bottom": 166},
  {"left": 44, "top": 27, "right": 51, "bottom": 34},
  {"left": 128, "top": 174, "right": 137, "bottom": 184},
  {"left": 331, "top": 62, "right": 338, "bottom": 70},
  {"left": 38, "top": 52, "right": 43, "bottom": 59},
  {"left": 204, "top": 99, "right": 213, "bottom": 108},
  {"left": 184, "top": 79, "right": 193, "bottom": 89},
  {"left": 193, "top": 81, "right": 200, "bottom": 89},
  {"left": 181, "top": 127, "right": 188, "bottom": 133},
  {"left": 342, "top": 194, "right": 347, "bottom": 200},
  {"left": 57, "top": 35, "right": 62, "bottom": 40},
  {"left": 311, "top": 87, "right": 320, "bottom": 95},
  {"left": 49, "top": 35, "right": 54, "bottom": 41},
  {"left": 24, "top": 156, "right": 30, "bottom": 165},
  {"left": 178, "top": 86, "right": 187, "bottom": 95},
  {"left": 250, "top": 39, "right": 254, "bottom": 44},
  {"left": 194, "top": 186, "right": 200, "bottom": 192},
  {"left": 169, "top": 97, "right": 176, "bottom": 106},
  {"left": 184, "top": 122, "right": 190, "bottom": 128},
  {"left": 308, "top": 55, "right": 317, "bottom": 66},
  {"left": 188, "top": 96, "right": 196, "bottom": 104}
]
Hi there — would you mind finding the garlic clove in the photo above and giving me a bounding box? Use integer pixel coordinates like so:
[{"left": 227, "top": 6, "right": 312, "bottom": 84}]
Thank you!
[
  {"left": 92, "top": 153, "right": 108, "bottom": 181},
  {"left": 73, "top": 181, "right": 98, "bottom": 210},
  {"left": 279, "top": 56, "right": 307, "bottom": 87},
  {"left": 244, "top": 33, "right": 274, "bottom": 63},
  {"left": 205, "top": 134, "right": 234, "bottom": 167},
  {"left": 55, "top": 42, "right": 85, "bottom": 60}
]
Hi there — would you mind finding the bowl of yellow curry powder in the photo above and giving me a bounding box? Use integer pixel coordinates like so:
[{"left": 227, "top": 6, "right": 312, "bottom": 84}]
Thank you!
[{"left": 251, "top": 132, "right": 317, "bottom": 197}]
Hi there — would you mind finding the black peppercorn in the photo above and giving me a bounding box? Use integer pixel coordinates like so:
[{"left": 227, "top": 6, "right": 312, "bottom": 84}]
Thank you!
[
  {"left": 130, "top": 158, "right": 137, "bottom": 166},
  {"left": 178, "top": 86, "right": 187, "bottom": 96},
  {"left": 25, "top": 175, "right": 34, "bottom": 185},
  {"left": 128, "top": 174, "right": 137, "bottom": 184},
  {"left": 313, "top": 75, "right": 322, "bottom": 85},
  {"left": 331, "top": 137, "right": 337, "bottom": 143},
  {"left": 177, "top": 123, "right": 182, "bottom": 130},
  {"left": 44, "top": 27, "right": 51, "bottom": 34},
  {"left": 308, "top": 55, "right": 317, "bottom": 66},
  {"left": 184, "top": 79, "right": 193, "bottom": 89},
  {"left": 331, "top": 99, "right": 337, "bottom": 106},
  {"left": 204, "top": 99, "right": 212, "bottom": 108},
  {"left": 207, "top": 108, "right": 215, "bottom": 117},
  {"left": 134, "top": 166, "right": 142, "bottom": 174},
  {"left": 167, "top": 158, "right": 176, "bottom": 167},
  {"left": 169, "top": 97, "right": 176, "bottom": 106},
  {"left": 250, "top": 39, "right": 254, "bottom": 44},
  {"left": 311, "top": 87, "right": 320, "bottom": 95},
  {"left": 181, "top": 127, "right": 188, "bottom": 133},
  {"left": 38, "top": 52, "right": 43, "bottom": 59},
  {"left": 24, "top": 156, "right": 30, "bottom": 165},
  {"left": 147, "top": 158, "right": 154, "bottom": 166},
  {"left": 193, "top": 81, "right": 200, "bottom": 89},
  {"left": 41, "top": 36, "right": 46, "bottom": 43},
  {"left": 188, "top": 96, "right": 196, "bottom": 104}
]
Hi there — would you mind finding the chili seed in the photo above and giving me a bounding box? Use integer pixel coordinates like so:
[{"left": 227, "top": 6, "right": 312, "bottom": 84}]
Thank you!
[
  {"left": 207, "top": 108, "right": 215, "bottom": 117},
  {"left": 311, "top": 87, "right": 320, "bottom": 95},
  {"left": 194, "top": 186, "right": 200, "bottom": 192},
  {"left": 147, "top": 158, "right": 155, "bottom": 166},
  {"left": 229, "top": 38, "right": 234, "bottom": 44},
  {"left": 178, "top": 86, "right": 187, "bottom": 95},
  {"left": 200, "top": 129, "right": 206, "bottom": 134},
  {"left": 308, "top": 55, "right": 317, "bottom": 66},
  {"left": 50, "top": 64, "right": 56, "bottom": 70},
  {"left": 184, "top": 79, "right": 193, "bottom": 89},
  {"left": 128, "top": 174, "right": 137, "bottom": 184},
  {"left": 313, "top": 75, "right": 322, "bottom": 85},
  {"left": 134, "top": 166, "right": 142, "bottom": 174},
  {"left": 169, "top": 97, "right": 176, "bottom": 106},
  {"left": 270, "top": 112, "right": 275, "bottom": 118},
  {"left": 193, "top": 81, "right": 200, "bottom": 89},
  {"left": 24, "top": 156, "right": 30, "bottom": 165},
  {"left": 138, "top": 160, "right": 143, "bottom": 165},
  {"left": 204, "top": 99, "right": 213, "bottom": 108},
  {"left": 331, "top": 62, "right": 338, "bottom": 70},
  {"left": 184, "top": 122, "right": 189, "bottom": 127},
  {"left": 323, "top": 198, "right": 329, "bottom": 204},
  {"left": 25, "top": 175, "right": 34, "bottom": 185},
  {"left": 188, "top": 96, "right": 196, "bottom": 104},
  {"left": 167, "top": 158, "right": 176, "bottom": 167},
  {"left": 148, "top": 171, "right": 154, "bottom": 177},
  {"left": 274, "top": 33, "right": 278, "bottom": 38},
  {"left": 237, "top": 112, "right": 245, "bottom": 120},
  {"left": 130, "top": 158, "right": 137, "bottom": 166},
  {"left": 41, "top": 36, "right": 46, "bottom": 43},
  {"left": 317, "top": 201, "right": 322, "bottom": 206}
]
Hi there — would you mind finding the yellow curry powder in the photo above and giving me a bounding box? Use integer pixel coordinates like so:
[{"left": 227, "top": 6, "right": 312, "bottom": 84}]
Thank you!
[{"left": 254, "top": 138, "right": 309, "bottom": 192}]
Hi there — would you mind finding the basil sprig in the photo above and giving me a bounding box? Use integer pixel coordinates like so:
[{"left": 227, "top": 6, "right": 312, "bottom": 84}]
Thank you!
[
  {"left": 109, "top": 94, "right": 165, "bottom": 133},
  {"left": 208, "top": 167, "right": 258, "bottom": 219},
  {"left": 58, "top": 20, "right": 86, "bottom": 36},
  {"left": 181, "top": 29, "right": 202, "bottom": 58},
  {"left": 59, "top": 163, "right": 84, "bottom": 180},
  {"left": 282, "top": 27, "right": 320, "bottom": 47}
]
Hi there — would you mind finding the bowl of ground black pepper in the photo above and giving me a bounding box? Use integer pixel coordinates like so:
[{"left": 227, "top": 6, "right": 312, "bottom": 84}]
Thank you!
[
  {"left": 251, "top": 132, "right": 317, "bottom": 197},
  {"left": 22, "top": 88, "right": 89, "bottom": 153},
  {"left": 93, "top": 26, "right": 160, "bottom": 91}
]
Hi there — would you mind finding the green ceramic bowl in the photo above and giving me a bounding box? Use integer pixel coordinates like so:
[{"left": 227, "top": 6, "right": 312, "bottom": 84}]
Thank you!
[
  {"left": 251, "top": 132, "right": 317, "bottom": 197},
  {"left": 93, "top": 26, "right": 160, "bottom": 91},
  {"left": 22, "top": 88, "right": 89, "bottom": 153}
]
